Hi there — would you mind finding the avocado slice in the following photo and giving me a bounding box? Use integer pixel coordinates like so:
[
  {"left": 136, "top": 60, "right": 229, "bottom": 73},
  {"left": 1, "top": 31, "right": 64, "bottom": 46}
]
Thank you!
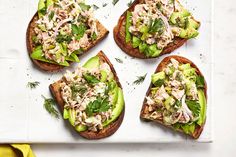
[
  {"left": 147, "top": 44, "right": 162, "bottom": 57},
  {"left": 68, "top": 109, "right": 76, "bottom": 126},
  {"left": 100, "top": 70, "right": 108, "bottom": 82},
  {"left": 132, "top": 36, "right": 141, "bottom": 48},
  {"left": 151, "top": 71, "right": 166, "bottom": 86},
  {"left": 83, "top": 56, "right": 100, "bottom": 69},
  {"left": 183, "top": 68, "right": 196, "bottom": 77},
  {"left": 46, "top": 0, "right": 53, "bottom": 7},
  {"left": 139, "top": 42, "right": 148, "bottom": 53},
  {"left": 170, "top": 10, "right": 191, "bottom": 26},
  {"left": 179, "top": 27, "right": 199, "bottom": 39},
  {"left": 103, "top": 87, "right": 125, "bottom": 127},
  {"left": 187, "top": 18, "right": 200, "bottom": 30},
  {"left": 63, "top": 108, "right": 69, "bottom": 119},
  {"left": 111, "top": 86, "right": 119, "bottom": 106},
  {"left": 38, "top": 0, "right": 46, "bottom": 18},
  {"left": 164, "top": 96, "right": 175, "bottom": 111},
  {"left": 125, "top": 11, "right": 132, "bottom": 43},
  {"left": 75, "top": 124, "right": 88, "bottom": 132},
  {"left": 179, "top": 63, "right": 191, "bottom": 71},
  {"left": 197, "top": 89, "right": 207, "bottom": 125}
]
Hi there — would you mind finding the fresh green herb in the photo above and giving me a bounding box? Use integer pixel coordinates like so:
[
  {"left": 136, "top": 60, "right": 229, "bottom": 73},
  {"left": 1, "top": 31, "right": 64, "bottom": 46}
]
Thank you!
[
  {"left": 92, "top": 4, "right": 99, "bottom": 10},
  {"left": 56, "top": 34, "right": 72, "bottom": 43},
  {"left": 133, "top": 74, "right": 147, "bottom": 85},
  {"left": 91, "top": 32, "right": 97, "bottom": 41},
  {"left": 83, "top": 73, "right": 100, "bottom": 85},
  {"left": 78, "top": 3, "right": 91, "bottom": 11},
  {"left": 38, "top": 7, "right": 47, "bottom": 16},
  {"left": 153, "top": 79, "right": 164, "bottom": 87},
  {"left": 196, "top": 76, "right": 205, "bottom": 88},
  {"left": 27, "top": 81, "right": 40, "bottom": 89},
  {"left": 48, "top": 11, "right": 55, "bottom": 21},
  {"left": 174, "top": 99, "right": 181, "bottom": 108},
  {"left": 42, "top": 95, "right": 59, "bottom": 119},
  {"left": 127, "top": 0, "right": 133, "bottom": 7},
  {"left": 85, "top": 97, "right": 110, "bottom": 116},
  {"left": 115, "top": 58, "right": 123, "bottom": 63},
  {"left": 112, "top": 0, "right": 119, "bottom": 5},
  {"left": 186, "top": 100, "right": 200, "bottom": 118},
  {"left": 71, "top": 83, "right": 87, "bottom": 98},
  {"left": 102, "top": 3, "right": 108, "bottom": 7},
  {"left": 149, "top": 18, "right": 165, "bottom": 34},
  {"left": 71, "top": 23, "right": 87, "bottom": 40}
]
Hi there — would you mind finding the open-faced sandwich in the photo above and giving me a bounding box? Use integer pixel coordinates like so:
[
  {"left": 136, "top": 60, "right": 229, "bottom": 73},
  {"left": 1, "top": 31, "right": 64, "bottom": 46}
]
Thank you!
[
  {"left": 140, "top": 56, "right": 207, "bottom": 139},
  {"left": 114, "top": 0, "right": 200, "bottom": 59},
  {"left": 50, "top": 51, "right": 125, "bottom": 139},
  {"left": 27, "top": 0, "right": 109, "bottom": 71}
]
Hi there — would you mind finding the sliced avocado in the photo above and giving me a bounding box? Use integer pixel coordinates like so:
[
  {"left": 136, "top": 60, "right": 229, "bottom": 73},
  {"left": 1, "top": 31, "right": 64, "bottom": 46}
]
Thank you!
[
  {"left": 164, "top": 96, "right": 175, "bottom": 111},
  {"left": 46, "top": 0, "right": 53, "bottom": 7},
  {"left": 38, "top": 0, "right": 46, "bottom": 18},
  {"left": 111, "top": 86, "right": 119, "bottom": 106},
  {"left": 63, "top": 108, "right": 69, "bottom": 119},
  {"left": 100, "top": 70, "right": 108, "bottom": 82},
  {"left": 197, "top": 90, "right": 207, "bottom": 125},
  {"left": 31, "top": 46, "right": 70, "bottom": 66},
  {"left": 75, "top": 124, "right": 87, "bottom": 132},
  {"left": 179, "top": 27, "right": 199, "bottom": 39},
  {"left": 83, "top": 56, "right": 100, "bottom": 69},
  {"left": 68, "top": 109, "right": 76, "bottom": 126},
  {"left": 66, "top": 53, "right": 80, "bottom": 63},
  {"left": 170, "top": 10, "right": 191, "bottom": 25},
  {"left": 151, "top": 71, "right": 166, "bottom": 86},
  {"left": 139, "top": 42, "right": 148, "bottom": 53},
  {"left": 187, "top": 18, "right": 200, "bottom": 30},
  {"left": 103, "top": 87, "right": 124, "bottom": 127},
  {"left": 140, "top": 25, "right": 149, "bottom": 41},
  {"left": 179, "top": 63, "right": 191, "bottom": 71},
  {"left": 125, "top": 11, "right": 132, "bottom": 43},
  {"left": 183, "top": 68, "right": 196, "bottom": 77},
  {"left": 146, "top": 44, "right": 162, "bottom": 57},
  {"left": 181, "top": 123, "right": 196, "bottom": 135},
  {"left": 132, "top": 36, "right": 141, "bottom": 48}
]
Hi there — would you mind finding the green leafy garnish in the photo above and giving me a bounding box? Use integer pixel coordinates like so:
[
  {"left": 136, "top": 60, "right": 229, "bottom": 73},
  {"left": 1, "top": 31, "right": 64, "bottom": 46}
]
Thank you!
[
  {"left": 149, "top": 18, "right": 165, "bottom": 34},
  {"left": 70, "top": 83, "right": 87, "bottom": 98},
  {"left": 78, "top": 3, "right": 91, "bottom": 11},
  {"left": 71, "top": 23, "right": 87, "bottom": 40},
  {"left": 186, "top": 100, "right": 200, "bottom": 118},
  {"left": 48, "top": 11, "right": 54, "bottom": 21},
  {"left": 133, "top": 74, "right": 147, "bottom": 85},
  {"left": 83, "top": 73, "right": 100, "bottom": 85},
  {"left": 115, "top": 58, "right": 123, "bottom": 63},
  {"left": 42, "top": 95, "right": 59, "bottom": 119},
  {"left": 91, "top": 32, "right": 97, "bottom": 41},
  {"left": 112, "top": 0, "right": 119, "bottom": 6},
  {"left": 56, "top": 34, "right": 72, "bottom": 43},
  {"left": 127, "top": 0, "right": 133, "bottom": 7},
  {"left": 153, "top": 79, "right": 164, "bottom": 87},
  {"left": 27, "top": 81, "right": 40, "bottom": 89},
  {"left": 85, "top": 97, "right": 110, "bottom": 116},
  {"left": 196, "top": 76, "right": 205, "bottom": 88}
]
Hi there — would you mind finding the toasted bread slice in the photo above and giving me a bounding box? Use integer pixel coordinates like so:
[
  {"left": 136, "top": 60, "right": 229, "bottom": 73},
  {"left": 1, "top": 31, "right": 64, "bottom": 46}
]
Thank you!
[
  {"left": 26, "top": 13, "right": 109, "bottom": 72},
  {"left": 114, "top": 0, "right": 190, "bottom": 59},
  {"left": 140, "top": 56, "right": 207, "bottom": 139},
  {"left": 49, "top": 51, "right": 125, "bottom": 139}
]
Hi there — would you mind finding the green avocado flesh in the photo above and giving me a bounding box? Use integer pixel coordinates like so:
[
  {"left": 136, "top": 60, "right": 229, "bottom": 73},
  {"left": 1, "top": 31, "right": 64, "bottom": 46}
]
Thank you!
[{"left": 64, "top": 55, "right": 124, "bottom": 132}]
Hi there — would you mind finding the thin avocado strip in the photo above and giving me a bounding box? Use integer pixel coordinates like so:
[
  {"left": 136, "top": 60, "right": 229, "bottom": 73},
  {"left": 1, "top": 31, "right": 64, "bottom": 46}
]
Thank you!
[
  {"left": 63, "top": 108, "right": 69, "bottom": 119},
  {"left": 125, "top": 11, "right": 132, "bottom": 43},
  {"left": 83, "top": 56, "right": 100, "bottom": 69},
  {"left": 197, "top": 89, "right": 207, "bottom": 125}
]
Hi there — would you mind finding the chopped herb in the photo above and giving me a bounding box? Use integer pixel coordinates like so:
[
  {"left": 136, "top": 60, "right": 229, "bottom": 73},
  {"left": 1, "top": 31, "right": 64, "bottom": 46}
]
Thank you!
[
  {"left": 115, "top": 58, "right": 123, "bottom": 63},
  {"left": 85, "top": 97, "right": 110, "bottom": 116},
  {"left": 71, "top": 23, "right": 87, "bottom": 40},
  {"left": 71, "top": 83, "right": 87, "bottom": 98},
  {"left": 27, "top": 81, "right": 40, "bottom": 89},
  {"left": 153, "top": 79, "right": 164, "bottom": 87},
  {"left": 102, "top": 3, "right": 108, "bottom": 7},
  {"left": 92, "top": 4, "right": 99, "bottom": 10},
  {"left": 78, "top": 3, "right": 91, "bottom": 11},
  {"left": 42, "top": 95, "right": 59, "bottom": 119},
  {"left": 91, "top": 32, "right": 97, "bottom": 41},
  {"left": 112, "top": 0, "right": 119, "bottom": 5},
  {"left": 83, "top": 73, "right": 100, "bottom": 85},
  {"left": 48, "top": 11, "right": 55, "bottom": 21},
  {"left": 56, "top": 34, "right": 72, "bottom": 43},
  {"left": 186, "top": 100, "right": 200, "bottom": 118},
  {"left": 133, "top": 73, "right": 147, "bottom": 85},
  {"left": 127, "top": 0, "right": 133, "bottom": 7},
  {"left": 196, "top": 76, "right": 205, "bottom": 89},
  {"left": 149, "top": 18, "right": 165, "bottom": 34}
]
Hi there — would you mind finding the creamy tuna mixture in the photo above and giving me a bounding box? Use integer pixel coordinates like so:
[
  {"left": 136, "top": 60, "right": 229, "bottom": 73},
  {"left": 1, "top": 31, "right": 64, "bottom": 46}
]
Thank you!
[
  {"left": 33, "top": 0, "right": 98, "bottom": 64},
  {"left": 60, "top": 62, "right": 114, "bottom": 131}
]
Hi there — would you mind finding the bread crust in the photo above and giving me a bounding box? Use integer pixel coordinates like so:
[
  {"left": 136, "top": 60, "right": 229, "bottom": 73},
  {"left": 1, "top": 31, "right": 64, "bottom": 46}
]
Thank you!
[
  {"left": 140, "top": 56, "right": 207, "bottom": 139},
  {"left": 113, "top": 0, "right": 187, "bottom": 59},
  {"left": 49, "top": 51, "right": 125, "bottom": 139},
  {"left": 26, "top": 13, "right": 109, "bottom": 72}
]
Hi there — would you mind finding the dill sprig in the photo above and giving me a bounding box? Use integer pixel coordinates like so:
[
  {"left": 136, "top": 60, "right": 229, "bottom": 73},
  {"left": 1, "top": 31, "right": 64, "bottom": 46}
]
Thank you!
[
  {"left": 27, "top": 81, "right": 40, "bottom": 89},
  {"left": 127, "top": 0, "right": 133, "bottom": 7},
  {"left": 133, "top": 73, "right": 147, "bottom": 85},
  {"left": 115, "top": 58, "right": 123, "bottom": 63},
  {"left": 112, "top": 0, "right": 119, "bottom": 6},
  {"left": 42, "top": 95, "right": 59, "bottom": 119},
  {"left": 102, "top": 3, "right": 108, "bottom": 7}
]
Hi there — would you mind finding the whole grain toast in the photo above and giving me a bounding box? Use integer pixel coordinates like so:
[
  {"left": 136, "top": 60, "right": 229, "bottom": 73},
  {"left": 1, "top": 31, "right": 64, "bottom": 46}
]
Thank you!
[
  {"left": 113, "top": 0, "right": 189, "bottom": 59},
  {"left": 26, "top": 13, "right": 109, "bottom": 72},
  {"left": 140, "top": 56, "right": 207, "bottom": 139},
  {"left": 49, "top": 51, "right": 125, "bottom": 139}
]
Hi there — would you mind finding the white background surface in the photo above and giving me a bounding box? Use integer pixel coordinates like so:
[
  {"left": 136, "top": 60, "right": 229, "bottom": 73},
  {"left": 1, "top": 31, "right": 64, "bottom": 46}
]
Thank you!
[
  {"left": 32, "top": 0, "right": 236, "bottom": 156},
  {"left": 0, "top": 0, "right": 212, "bottom": 143},
  {"left": 1, "top": 0, "right": 235, "bottom": 156}
]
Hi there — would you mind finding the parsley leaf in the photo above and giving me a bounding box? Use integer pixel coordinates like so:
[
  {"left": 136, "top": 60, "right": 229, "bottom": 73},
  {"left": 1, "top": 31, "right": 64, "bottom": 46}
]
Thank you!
[
  {"left": 149, "top": 18, "right": 165, "bottom": 34},
  {"left": 42, "top": 95, "right": 59, "bottom": 119},
  {"left": 133, "top": 74, "right": 147, "bottom": 85},
  {"left": 196, "top": 76, "right": 205, "bottom": 89},
  {"left": 85, "top": 97, "right": 110, "bottom": 116},
  {"left": 186, "top": 100, "right": 200, "bottom": 118},
  {"left": 71, "top": 23, "right": 87, "bottom": 40},
  {"left": 83, "top": 73, "right": 100, "bottom": 85}
]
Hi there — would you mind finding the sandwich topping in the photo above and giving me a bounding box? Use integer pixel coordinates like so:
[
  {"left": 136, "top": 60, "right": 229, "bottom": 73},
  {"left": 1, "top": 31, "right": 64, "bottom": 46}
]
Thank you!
[
  {"left": 60, "top": 59, "right": 122, "bottom": 132},
  {"left": 32, "top": 0, "right": 98, "bottom": 65},
  {"left": 145, "top": 58, "right": 206, "bottom": 134},
  {"left": 125, "top": 0, "right": 200, "bottom": 57}
]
